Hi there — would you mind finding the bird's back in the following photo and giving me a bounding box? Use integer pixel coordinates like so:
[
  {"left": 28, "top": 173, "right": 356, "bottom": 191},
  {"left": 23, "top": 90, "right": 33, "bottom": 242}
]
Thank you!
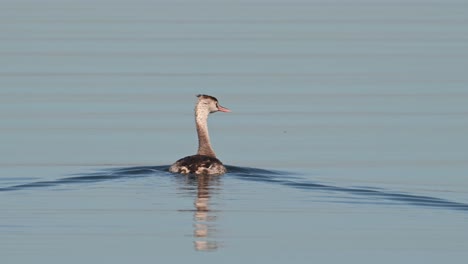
[{"left": 169, "top": 154, "right": 227, "bottom": 176}]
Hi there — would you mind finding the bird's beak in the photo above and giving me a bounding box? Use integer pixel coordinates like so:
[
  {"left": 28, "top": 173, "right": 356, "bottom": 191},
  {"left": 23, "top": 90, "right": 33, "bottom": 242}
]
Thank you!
[{"left": 217, "top": 105, "right": 231, "bottom": 112}]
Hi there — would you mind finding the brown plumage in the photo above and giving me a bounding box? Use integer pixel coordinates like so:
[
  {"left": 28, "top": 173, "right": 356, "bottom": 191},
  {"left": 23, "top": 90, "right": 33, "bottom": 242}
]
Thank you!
[{"left": 169, "top": 95, "right": 230, "bottom": 176}]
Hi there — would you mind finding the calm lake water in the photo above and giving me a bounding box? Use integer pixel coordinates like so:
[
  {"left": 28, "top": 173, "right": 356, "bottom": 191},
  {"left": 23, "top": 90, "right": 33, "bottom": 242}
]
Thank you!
[{"left": 1, "top": 0, "right": 468, "bottom": 263}]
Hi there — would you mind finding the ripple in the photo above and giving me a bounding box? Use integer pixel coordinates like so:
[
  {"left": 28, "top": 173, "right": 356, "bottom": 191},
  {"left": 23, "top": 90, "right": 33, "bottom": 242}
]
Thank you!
[
  {"left": 227, "top": 165, "right": 468, "bottom": 211},
  {"left": 0, "top": 165, "right": 170, "bottom": 191},
  {"left": 1, "top": 165, "right": 467, "bottom": 212}
]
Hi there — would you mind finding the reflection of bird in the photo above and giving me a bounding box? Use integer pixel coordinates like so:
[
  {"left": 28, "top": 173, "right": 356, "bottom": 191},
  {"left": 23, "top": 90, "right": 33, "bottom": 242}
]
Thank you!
[
  {"left": 170, "top": 95, "right": 231, "bottom": 176},
  {"left": 193, "top": 175, "right": 219, "bottom": 251}
]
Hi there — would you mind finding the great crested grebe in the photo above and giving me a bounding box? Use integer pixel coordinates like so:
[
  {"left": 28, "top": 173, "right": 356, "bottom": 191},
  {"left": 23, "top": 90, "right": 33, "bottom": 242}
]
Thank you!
[{"left": 169, "top": 94, "right": 230, "bottom": 176}]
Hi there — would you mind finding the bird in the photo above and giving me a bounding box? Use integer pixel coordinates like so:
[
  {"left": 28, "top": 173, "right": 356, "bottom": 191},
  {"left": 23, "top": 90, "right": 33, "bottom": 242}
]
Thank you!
[{"left": 169, "top": 94, "right": 231, "bottom": 176}]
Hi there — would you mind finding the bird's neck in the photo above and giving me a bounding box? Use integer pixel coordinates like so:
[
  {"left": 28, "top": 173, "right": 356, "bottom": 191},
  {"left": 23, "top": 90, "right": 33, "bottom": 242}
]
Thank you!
[{"left": 195, "top": 108, "right": 216, "bottom": 157}]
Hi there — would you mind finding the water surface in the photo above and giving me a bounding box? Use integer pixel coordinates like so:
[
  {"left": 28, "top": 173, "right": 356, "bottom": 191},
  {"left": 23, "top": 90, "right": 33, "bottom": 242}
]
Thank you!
[{"left": 1, "top": 0, "right": 468, "bottom": 263}]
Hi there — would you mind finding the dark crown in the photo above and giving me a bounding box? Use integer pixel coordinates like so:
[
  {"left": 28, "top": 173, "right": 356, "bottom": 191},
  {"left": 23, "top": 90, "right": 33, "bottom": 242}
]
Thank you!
[{"left": 196, "top": 94, "right": 218, "bottom": 102}]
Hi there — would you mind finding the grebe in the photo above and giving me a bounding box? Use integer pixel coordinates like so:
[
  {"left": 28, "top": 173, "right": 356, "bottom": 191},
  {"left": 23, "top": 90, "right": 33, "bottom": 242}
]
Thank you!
[{"left": 169, "top": 94, "right": 231, "bottom": 176}]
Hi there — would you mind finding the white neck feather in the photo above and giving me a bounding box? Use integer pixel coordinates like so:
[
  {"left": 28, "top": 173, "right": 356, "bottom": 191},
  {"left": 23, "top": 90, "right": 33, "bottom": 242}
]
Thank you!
[{"left": 195, "top": 105, "right": 216, "bottom": 157}]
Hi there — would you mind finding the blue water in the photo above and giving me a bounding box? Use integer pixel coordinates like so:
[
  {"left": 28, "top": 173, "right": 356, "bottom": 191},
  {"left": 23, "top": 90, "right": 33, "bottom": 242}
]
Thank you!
[
  {"left": 2, "top": 165, "right": 468, "bottom": 263},
  {"left": 2, "top": 165, "right": 468, "bottom": 210},
  {"left": 2, "top": 0, "right": 468, "bottom": 263}
]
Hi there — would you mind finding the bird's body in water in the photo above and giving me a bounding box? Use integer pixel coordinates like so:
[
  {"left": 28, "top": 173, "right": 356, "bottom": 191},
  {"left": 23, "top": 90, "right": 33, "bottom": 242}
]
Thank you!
[{"left": 169, "top": 94, "right": 231, "bottom": 176}]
